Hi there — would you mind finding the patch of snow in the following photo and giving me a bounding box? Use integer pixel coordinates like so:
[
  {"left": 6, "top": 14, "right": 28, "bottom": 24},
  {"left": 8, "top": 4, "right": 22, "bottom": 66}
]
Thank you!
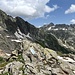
[
  {"left": 57, "top": 56, "right": 75, "bottom": 63},
  {"left": 59, "top": 28, "right": 67, "bottom": 30},
  {"left": 26, "top": 33, "right": 30, "bottom": 38},
  {"left": 5, "top": 53, "right": 11, "bottom": 57},
  {"left": 15, "top": 28, "right": 33, "bottom": 40},
  {"left": 52, "top": 26, "right": 55, "bottom": 28},
  {"left": 50, "top": 27, "right": 67, "bottom": 31},
  {"left": 14, "top": 28, "right": 26, "bottom": 39},
  {"left": 0, "top": 69, "right": 3, "bottom": 74},
  {"left": 62, "top": 44, "right": 68, "bottom": 48},
  {"left": 73, "top": 71, "right": 75, "bottom": 74},
  {"left": 62, "top": 28, "right": 67, "bottom": 30},
  {"left": 17, "top": 29, "right": 24, "bottom": 36},
  {"left": 0, "top": 26, "right": 2, "bottom": 28},
  {"left": 48, "top": 27, "right": 52, "bottom": 30},
  {"left": 14, "top": 31, "right": 24, "bottom": 39},
  {"left": 6, "top": 35, "right": 11, "bottom": 38},
  {"left": 11, "top": 39, "right": 22, "bottom": 42},
  {"left": 26, "top": 33, "right": 32, "bottom": 39},
  {"left": 58, "top": 39, "right": 68, "bottom": 48},
  {"left": 57, "top": 56, "right": 63, "bottom": 60},
  {"left": 53, "top": 28, "right": 58, "bottom": 31},
  {"left": 30, "top": 48, "right": 36, "bottom": 54},
  {"left": 64, "top": 57, "right": 75, "bottom": 62},
  {"left": 72, "top": 43, "right": 74, "bottom": 45},
  {"left": 64, "top": 40, "right": 67, "bottom": 44},
  {"left": 5, "top": 29, "right": 8, "bottom": 31}
]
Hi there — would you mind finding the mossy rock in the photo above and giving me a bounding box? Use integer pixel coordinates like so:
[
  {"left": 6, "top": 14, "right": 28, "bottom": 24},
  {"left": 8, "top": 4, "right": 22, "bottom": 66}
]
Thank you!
[
  {"left": 0, "top": 57, "right": 5, "bottom": 63},
  {"left": 44, "top": 48, "right": 58, "bottom": 59},
  {"left": 0, "top": 62, "right": 8, "bottom": 68}
]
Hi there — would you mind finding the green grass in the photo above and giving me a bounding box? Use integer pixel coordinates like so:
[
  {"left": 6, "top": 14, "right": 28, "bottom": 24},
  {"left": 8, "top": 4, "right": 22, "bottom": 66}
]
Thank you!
[
  {"left": 0, "top": 57, "right": 5, "bottom": 63},
  {"left": 0, "top": 57, "right": 8, "bottom": 69},
  {"left": 0, "top": 62, "right": 8, "bottom": 68},
  {"left": 57, "top": 51, "right": 63, "bottom": 56}
]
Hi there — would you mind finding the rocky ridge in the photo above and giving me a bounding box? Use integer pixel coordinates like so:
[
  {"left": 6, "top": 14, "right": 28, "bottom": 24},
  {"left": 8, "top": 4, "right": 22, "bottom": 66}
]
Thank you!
[{"left": 0, "top": 9, "right": 75, "bottom": 75}]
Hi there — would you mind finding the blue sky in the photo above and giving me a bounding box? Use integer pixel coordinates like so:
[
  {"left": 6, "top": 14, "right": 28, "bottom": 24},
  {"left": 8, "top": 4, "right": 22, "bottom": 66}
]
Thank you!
[
  {"left": 0, "top": 0, "right": 75, "bottom": 27},
  {"left": 28, "top": 0, "right": 75, "bottom": 27}
]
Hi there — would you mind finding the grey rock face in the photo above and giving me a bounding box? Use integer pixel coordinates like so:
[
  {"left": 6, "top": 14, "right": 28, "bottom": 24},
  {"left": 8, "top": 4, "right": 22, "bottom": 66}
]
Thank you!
[
  {"left": 0, "top": 9, "right": 74, "bottom": 54},
  {"left": 0, "top": 9, "right": 75, "bottom": 75},
  {"left": 40, "top": 23, "right": 75, "bottom": 54}
]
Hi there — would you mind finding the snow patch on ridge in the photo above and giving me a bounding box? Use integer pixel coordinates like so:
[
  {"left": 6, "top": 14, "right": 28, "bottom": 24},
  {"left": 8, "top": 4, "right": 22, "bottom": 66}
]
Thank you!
[
  {"left": 11, "top": 39, "right": 22, "bottom": 42},
  {"left": 57, "top": 56, "right": 75, "bottom": 63}
]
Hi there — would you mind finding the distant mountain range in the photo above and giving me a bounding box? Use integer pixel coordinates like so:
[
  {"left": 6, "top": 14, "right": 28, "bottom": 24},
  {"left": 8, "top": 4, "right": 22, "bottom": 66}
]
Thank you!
[{"left": 40, "top": 23, "right": 75, "bottom": 53}]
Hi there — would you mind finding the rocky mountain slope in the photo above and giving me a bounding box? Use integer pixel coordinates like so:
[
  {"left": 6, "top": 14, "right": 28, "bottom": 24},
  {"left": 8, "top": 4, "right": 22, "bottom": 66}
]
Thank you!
[
  {"left": 40, "top": 23, "right": 75, "bottom": 54},
  {"left": 0, "top": 9, "right": 75, "bottom": 75},
  {"left": 0, "top": 9, "right": 74, "bottom": 54},
  {"left": 0, "top": 9, "right": 38, "bottom": 53}
]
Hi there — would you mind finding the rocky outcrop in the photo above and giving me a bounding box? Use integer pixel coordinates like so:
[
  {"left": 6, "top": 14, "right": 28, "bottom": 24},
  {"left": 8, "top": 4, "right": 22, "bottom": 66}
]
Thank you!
[
  {"left": 0, "top": 39, "right": 75, "bottom": 75},
  {"left": 22, "top": 39, "right": 75, "bottom": 75}
]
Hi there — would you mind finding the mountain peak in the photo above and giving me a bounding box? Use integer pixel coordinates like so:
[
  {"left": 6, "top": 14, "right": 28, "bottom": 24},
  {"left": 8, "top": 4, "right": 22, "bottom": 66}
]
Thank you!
[{"left": 0, "top": 9, "right": 75, "bottom": 54}]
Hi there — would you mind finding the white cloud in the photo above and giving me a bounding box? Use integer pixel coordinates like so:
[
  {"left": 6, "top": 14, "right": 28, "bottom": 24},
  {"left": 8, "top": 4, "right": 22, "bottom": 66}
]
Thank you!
[
  {"left": 65, "top": 4, "right": 75, "bottom": 14},
  {"left": 0, "top": 0, "right": 58, "bottom": 19},
  {"left": 70, "top": 19, "right": 75, "bottom": 24},
  {"left": 45, "top": 5, "right": 59, "bottom": 13}
]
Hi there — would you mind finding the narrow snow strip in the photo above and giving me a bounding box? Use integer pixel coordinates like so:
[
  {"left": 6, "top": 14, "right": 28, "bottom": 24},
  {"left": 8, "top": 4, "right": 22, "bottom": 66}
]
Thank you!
[
  {"left": 6, "top": 36, "right": 11, "bottom": 37},
  {"left": 5, "top": 53, "right": 11, "bottom": 57},
  {"left": 52, "top": 28, "right": 58, "bottom": 31},
  {"left": 14, "top": 31, "right": 24, "bottom": 38},
  {"left": 48, "top": 27, "right": 51, "bottom": 30},
  {"left": 57, "top": 56, "right": 75, "bottom": 63},
  {"left": 57, "top": 56, "right": 63, "bottom": 60},
  {"left": 11, "top": 39, "right": 22, "bottom": 42},
  {"left": 26, "top": 33, "right": 32, "bottom": 39}
]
